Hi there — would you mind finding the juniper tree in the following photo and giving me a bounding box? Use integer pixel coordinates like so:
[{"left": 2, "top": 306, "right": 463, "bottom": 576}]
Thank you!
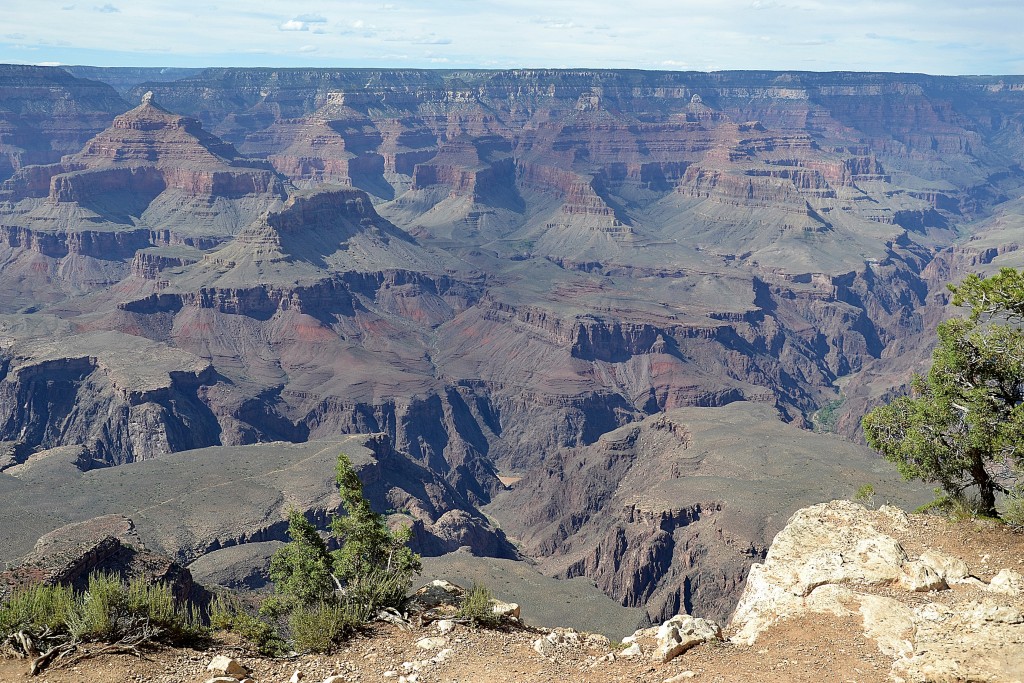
[
  {"left": 331, "top": 453, "right": 421, "bottom": 614},
  {"left": 863, "top": 267, "right": 1024, "bottom": 517}
]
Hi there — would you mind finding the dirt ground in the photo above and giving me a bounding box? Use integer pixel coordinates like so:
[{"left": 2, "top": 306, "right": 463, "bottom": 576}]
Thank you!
[
  {"left": 0, "top": 616, "right": 894, "bottom": 683},
  {"left": 1, "top": 514, "right": 1020, "bottom": 683}
]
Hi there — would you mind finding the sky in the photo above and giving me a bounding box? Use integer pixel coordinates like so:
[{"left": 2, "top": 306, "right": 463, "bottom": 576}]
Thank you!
[{"left": 2, "top": 0, "right": 1022, "bottom": 74}]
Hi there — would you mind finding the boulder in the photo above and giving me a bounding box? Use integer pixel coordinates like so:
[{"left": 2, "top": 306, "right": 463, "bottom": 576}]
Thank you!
[
  {"left": 415, "top": 636, "right": 449, "bottom": 650},
  {"left": 652, "top": 614, "right": 722, "bottom": 662},
  {"left": 405, "top": 580, "right": 465, "bottom": 615},
  {"left": 491, "top": 599, "right": 521, "bottom": 620},
  {"left": 918, "top": 549, "right": 970, "bottom": 584},
  {"left": 898, "top": 560, "right": 947, "bottom": 592},
  {"left": 618, "top": 615, "right": 721, "bottom": 663},
  {"left": 988, "top": 569, "right": 1024, "bottom": 595},
  {"left": 207, "top": 655, "right": 248, "bottom": 678},
  {"left": 730, "top": 500, "right": 912, "bottom": 643}
]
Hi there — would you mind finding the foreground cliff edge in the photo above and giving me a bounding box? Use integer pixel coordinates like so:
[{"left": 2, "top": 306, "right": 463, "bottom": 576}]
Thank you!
[{"left": 2, "top": 500, "right": 1021, "bottom": 683}]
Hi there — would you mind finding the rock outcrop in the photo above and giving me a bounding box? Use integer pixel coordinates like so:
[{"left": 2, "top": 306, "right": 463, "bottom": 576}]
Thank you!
[
  {"left": 0, "top": 515, "right": 195, "bottom": 603},
  {"left": 729, "top": 500, "right": 1024, "bottom": 682}
]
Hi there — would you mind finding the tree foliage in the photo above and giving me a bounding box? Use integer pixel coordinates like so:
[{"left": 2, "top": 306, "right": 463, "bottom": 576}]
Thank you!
[
  {"left": 265, "top": 509, "right": 336, "bottom": 615},
  {"left": 863, "top": 267, "right": 1024, "bottom": 517},
  {"left": 263, "top": 451, "right": 421, "bottom": 650},
  {"left": 331, "top": 453, "right": 421, "bottom": 606}
]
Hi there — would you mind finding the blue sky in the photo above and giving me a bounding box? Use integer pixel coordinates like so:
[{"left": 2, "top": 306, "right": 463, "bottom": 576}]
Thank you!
[{"left": 3, "top": 0, "right": 1022, "bottom": 74}]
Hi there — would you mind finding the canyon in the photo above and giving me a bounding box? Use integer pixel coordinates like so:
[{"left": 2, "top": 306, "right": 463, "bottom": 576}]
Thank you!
[{"left": 1, "top": 65, "right": 1022, "bottom": 631}]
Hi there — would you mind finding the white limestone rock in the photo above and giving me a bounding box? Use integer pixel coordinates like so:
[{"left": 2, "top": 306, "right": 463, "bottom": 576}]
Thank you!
[
  {"left": 899, "top": 560, "right": 948, "bottom": 592},
  {"left": 207, "top": 655, "right": 248, "bottom": 679},
  {"left": 988, "top": 569, "right": 1024, "bottom": 595},
  {"left": 491, "top": 599, "right": 521, "bottom": 620},
  {"left": 415, "top": 636, "right": 449, "bottom": 650},
  {"left": 918, "top": 549, "right": 971, "bottom": 584},
  {"left": 652, "top": 615, "right": 721, "bottom": 662}
]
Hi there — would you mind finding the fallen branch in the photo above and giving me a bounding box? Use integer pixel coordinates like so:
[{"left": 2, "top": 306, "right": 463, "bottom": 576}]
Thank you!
[{"left": 48, "top": 632, "right": 157, "bottom": 673}]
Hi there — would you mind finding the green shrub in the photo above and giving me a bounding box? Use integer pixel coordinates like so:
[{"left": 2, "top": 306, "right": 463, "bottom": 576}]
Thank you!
[
  {"left": 915, "top": 490, "right": 994, "bottom": 521},
  {"left": 231, "top": 611, "right": 284, "bottom": 656},
  {"left": 65, "top": 573, "right": 125, "bottom": 641},
  {"left": 0, "top": 583, "right": 76, "bottom": 635},
  {"left": 342, "top": 569, "right": 412, "bottom": 623},
  {"left": 853, "top": 483, "right": 876, "bottom": 507},
  {"left": 2, "top": 573, "right": 204, "bottom": 647},
  {"left": 208, "top": 592, "right": 240, "bottom": 631},
  {"left": 1003, "top": 488, "right": 1024, "bottom": 531},
  {"left": 456, "top": 583, "right": 499, "bottom": 629},
  {"left": 330, "top": 454, "right": 421, "bottom": 615},
  {"left": 267, "top": 509, "right": 335, "bottom": 615},
  {"left": 204, "top": 592, "right": 282, "bottom": 655},
  {"left": 288, "top": 602, "right": 358, "bottom": 653},
  {"left": 126, "top": 576, "right": 203, "bottom": 644}
]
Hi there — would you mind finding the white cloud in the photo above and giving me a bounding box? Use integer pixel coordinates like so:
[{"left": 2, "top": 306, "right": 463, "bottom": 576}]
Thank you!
[
  {"left": 412, "top": 34, "right": 451, "bottom": 45},
  {"left": 299, "top": 44, "right": 318, "bottom": 53},
  {"left": 0, "top": 0, "right": 1021, "bottom": 74},
  {"left": 531, "top": 17, "right": 583, "bottom": 30}
]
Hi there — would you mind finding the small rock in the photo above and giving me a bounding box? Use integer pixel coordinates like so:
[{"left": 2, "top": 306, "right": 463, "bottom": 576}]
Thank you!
[
  {"left": 664, "top": 673, "right": 697, "bottom": 682},
  {"left": 207, "top": 655, "right": 248, "bottom": 678},
  {"left": 382, "top": 672, "right": 399, "bottom": 679},
  {"left": 205, "top": 679, "right": 240, "bottom": 683},
  {"left": 415, "top": 636, "right": 449, "bottom": 650},
  {"left": 899, "top": 560, "right": 948, "bottom": 592},
  {"left": 585, "top": 633, "right": 611, "bottom": 649},
  {"left": 289, "top": 672, "right": 303, "bottom": 683},
  {"left": 919, "top": 550, "right": 971, "bottom": 583},
  {"left": 987, "top": 569, "right": 1024, "bottom": 595},
  {"left": 620, "top": 642, "right": 642, "bottom": 658},
  {"left": 546, "top": 628, "right": 581, "bottom": 647},
  {"left": 491, "top": 600, "right": 521, "bottom": 620},
  {"left": 652, "top": 615, "right": 722, "bottom": 663},
  {"left": 533, "top": 637, "right": 556, "bottom": 657},
  {"left": 435, "top": 619, "right": 456, "bottom": 634}
]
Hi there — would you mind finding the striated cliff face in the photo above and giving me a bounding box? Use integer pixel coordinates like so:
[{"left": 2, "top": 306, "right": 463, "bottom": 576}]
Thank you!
[
  {"left": 0, "top": 65, "right": 126, "bottom": 184},
  {"left": 0, "top": 67, "right": 1022, "bottom": 625},
  {"left": 487, "top": 403, "right": 931, "bottom": 625},
  {"left": 0, "top": 326, "right": 220, "bottom": 465}
]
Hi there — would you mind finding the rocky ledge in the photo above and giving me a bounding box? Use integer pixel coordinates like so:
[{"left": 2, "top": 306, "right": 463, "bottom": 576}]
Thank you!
[{"left": 3, "top": 499, "right": 1021, "bottom": 683}]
